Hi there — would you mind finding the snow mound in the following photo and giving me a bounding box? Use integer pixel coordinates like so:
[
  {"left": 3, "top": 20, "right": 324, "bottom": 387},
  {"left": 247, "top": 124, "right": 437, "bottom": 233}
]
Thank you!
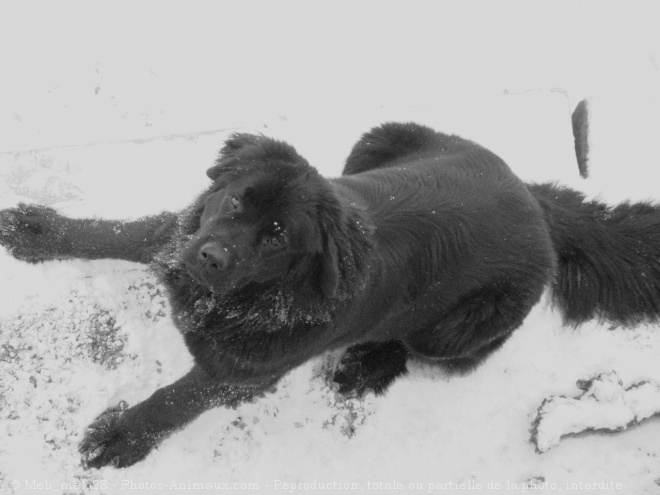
[{"left": 531, "top": 371, "right": 660, "bottom": 453}]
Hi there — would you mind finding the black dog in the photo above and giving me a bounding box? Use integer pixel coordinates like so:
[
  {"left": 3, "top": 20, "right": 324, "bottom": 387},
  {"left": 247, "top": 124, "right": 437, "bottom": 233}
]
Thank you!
[{"left": 2, "top": 123, "right": 660, "bottom": 468}]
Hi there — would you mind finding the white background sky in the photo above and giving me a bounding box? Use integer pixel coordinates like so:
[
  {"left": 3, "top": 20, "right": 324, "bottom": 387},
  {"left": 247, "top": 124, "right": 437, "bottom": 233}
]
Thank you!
[{"left": 1, "top": 1, "right": 659, "bottom": 152}]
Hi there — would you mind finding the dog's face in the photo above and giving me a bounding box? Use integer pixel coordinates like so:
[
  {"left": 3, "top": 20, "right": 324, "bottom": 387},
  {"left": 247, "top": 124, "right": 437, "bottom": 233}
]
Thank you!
[{"left": 181, "top": 134, "right": 341, "bottom": 298}]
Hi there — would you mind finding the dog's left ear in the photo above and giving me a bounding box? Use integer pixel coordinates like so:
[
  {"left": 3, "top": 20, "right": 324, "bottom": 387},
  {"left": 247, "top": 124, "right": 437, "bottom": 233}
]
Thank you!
[
  {"left": 206, "top": 133, "right": 262, "bottom": 180},
  {"left": 319, "top": 237, "right": 340, "bottom": 298},
  {"left": 316, "top": 200, "right": 345, "bottom": 298}
]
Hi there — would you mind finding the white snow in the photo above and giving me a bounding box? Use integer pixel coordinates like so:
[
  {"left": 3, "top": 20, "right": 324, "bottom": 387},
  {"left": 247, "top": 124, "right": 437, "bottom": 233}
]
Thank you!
[
  {"left": 1, "top": 2, "right": 660, "bottom": 494},
  {"left": 532, "top": 371, "right": 660, "bottom": 453}
]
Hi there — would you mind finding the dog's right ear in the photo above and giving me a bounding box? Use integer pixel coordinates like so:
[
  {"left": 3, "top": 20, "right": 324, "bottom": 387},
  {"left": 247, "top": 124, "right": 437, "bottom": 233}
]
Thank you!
[
  {"left": 206, "top": 133, "right": 262, "bottom": 180},
  {"left": 206, "top": 162, "right": 228, "bottom": 180}
]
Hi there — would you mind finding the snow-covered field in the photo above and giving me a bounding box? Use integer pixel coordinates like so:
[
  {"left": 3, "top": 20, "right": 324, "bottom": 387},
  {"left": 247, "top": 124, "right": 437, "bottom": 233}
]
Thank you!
[{"left": 2, "top": 2, "right": 660, "bottom": 494}]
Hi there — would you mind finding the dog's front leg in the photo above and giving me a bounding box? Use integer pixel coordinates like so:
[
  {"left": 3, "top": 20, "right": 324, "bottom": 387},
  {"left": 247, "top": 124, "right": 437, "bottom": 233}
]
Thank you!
[
  {"left": 0, "top": 203, "right": 177, "bottom": 264},
  {"left": 79, "top": 364, "right": 275, "bottom": 469}
]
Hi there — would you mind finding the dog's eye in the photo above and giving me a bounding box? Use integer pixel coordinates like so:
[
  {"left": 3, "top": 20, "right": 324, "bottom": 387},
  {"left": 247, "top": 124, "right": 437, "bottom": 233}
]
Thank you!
[
  {"left": 230, "top": 196, "right": 240, "bottom": 209},
  {"left": 263, "top": 235, "right": 284, "bottom": 248}
]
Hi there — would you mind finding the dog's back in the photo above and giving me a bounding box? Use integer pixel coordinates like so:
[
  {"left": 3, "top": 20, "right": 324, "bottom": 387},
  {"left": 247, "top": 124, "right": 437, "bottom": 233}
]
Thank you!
[{"left": 330, "top": 124, "right": 556, "bottom": 370}]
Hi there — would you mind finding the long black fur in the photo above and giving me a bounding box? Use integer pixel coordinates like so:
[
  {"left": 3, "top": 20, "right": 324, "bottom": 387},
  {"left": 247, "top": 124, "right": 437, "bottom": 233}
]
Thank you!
[
  {"left": 530, "top": 183, "right": 660, "bottom": 326},
  {"left": 1, "top": 121, "right": 659, "bottom": 468}
]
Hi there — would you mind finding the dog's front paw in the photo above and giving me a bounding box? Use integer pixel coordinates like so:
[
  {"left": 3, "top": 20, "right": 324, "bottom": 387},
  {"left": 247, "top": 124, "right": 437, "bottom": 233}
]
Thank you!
[
  {"left": 332, "top": 342, "right": 408, "bottom": 397},
  {"left": 79, "top": 401, "right": 160, "bottom": 469},
  {"left": 0, "top": 203, "right": 70, "bottom": 262},
  {"left": 332, "top": 349, "right": 386, "bottom": 397}
]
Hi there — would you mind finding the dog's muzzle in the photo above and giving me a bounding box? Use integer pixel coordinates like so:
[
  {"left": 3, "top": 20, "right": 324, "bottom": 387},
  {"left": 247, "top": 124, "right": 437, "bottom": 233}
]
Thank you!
[{"left": 198, "top": 242, "right": 230, "bottom": 271}]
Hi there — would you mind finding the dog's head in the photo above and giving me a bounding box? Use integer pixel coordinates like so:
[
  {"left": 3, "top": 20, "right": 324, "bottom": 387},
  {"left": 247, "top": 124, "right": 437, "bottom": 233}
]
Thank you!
[{"left": 181, "top": 133, "right": 346, "bottom": 298}]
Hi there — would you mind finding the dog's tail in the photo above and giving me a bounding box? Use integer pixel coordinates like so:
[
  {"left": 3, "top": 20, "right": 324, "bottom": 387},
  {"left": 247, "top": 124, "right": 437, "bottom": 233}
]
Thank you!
[{"left": 528, "top": 183, "right": 660, "bottom": 327}]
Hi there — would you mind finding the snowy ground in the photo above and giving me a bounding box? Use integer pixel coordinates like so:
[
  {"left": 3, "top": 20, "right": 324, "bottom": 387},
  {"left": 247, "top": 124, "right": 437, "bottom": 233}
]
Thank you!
[{"left": 2, "top": 2, "right": 660, "bottom": 494}]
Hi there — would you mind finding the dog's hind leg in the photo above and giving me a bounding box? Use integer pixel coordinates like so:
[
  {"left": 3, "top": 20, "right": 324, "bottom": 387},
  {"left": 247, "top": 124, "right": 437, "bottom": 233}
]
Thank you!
[
  {"left": 343, "top": 123, "right": 440, "bottom": 175},
  {"left": 404, "top": 280, "right": 541, "bottom": 374},
  {"left": 0, "top": 203, "right": 177, "bottom": 264},
  {"left": 332, "top": 340, "right": 409, "bottom": 396},
  {"left": 343, "top": 122, "right": 473, "bottom": 175}
]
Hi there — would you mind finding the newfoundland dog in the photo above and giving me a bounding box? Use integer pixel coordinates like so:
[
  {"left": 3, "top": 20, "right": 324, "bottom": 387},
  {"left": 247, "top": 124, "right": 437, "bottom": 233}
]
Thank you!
[{"left": 2, "top": 122, "right": 660, "bottom": 468}]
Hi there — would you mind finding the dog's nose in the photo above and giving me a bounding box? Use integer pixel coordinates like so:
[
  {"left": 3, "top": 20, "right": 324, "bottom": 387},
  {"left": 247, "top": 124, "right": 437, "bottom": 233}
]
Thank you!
[{"left": 198, "top": 242, "right": 229, "bottom": 270}]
